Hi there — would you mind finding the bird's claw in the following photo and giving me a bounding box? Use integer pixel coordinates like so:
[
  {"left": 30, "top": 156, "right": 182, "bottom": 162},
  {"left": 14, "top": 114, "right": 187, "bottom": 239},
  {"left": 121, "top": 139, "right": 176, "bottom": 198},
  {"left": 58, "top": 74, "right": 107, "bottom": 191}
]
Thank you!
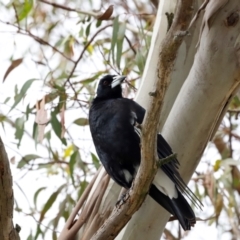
[{"left": 116, "top": 191, "right": 130, "bottom": 207}]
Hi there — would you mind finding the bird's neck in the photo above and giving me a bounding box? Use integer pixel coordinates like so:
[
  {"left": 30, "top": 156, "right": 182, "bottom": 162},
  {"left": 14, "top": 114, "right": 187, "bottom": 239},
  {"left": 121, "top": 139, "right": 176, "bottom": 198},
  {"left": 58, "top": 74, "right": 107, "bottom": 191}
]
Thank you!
[{"left": 93, "top": 94, "right": 123, "bottom": 103}]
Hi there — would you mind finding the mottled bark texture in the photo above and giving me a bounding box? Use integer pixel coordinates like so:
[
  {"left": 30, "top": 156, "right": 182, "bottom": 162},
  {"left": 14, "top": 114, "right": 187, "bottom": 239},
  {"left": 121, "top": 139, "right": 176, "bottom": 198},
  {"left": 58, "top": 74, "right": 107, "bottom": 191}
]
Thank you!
[{"left": 0, "top": 137, "right": 20, "bottom": 240}]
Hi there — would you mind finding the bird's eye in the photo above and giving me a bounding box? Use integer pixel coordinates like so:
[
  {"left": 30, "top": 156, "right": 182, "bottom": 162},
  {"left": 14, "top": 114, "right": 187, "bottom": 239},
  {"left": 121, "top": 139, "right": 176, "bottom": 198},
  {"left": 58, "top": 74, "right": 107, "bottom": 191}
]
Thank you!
[{"left": 103, "top": 80, "right": 109, "bottom": 86}]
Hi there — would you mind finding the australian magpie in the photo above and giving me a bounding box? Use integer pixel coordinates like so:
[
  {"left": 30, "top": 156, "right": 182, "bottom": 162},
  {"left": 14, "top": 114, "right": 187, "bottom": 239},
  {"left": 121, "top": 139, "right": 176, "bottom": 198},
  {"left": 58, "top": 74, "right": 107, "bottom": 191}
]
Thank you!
[{"left": 89, "top": 74, "right": 201, "bottom": 230}]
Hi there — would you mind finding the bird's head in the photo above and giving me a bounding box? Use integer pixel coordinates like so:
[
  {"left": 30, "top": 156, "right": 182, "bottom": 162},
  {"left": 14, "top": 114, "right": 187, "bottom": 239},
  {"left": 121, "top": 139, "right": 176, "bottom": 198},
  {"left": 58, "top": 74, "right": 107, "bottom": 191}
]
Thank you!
[{"left": 96, "top": 75, "right": 126, "bottom": 99}]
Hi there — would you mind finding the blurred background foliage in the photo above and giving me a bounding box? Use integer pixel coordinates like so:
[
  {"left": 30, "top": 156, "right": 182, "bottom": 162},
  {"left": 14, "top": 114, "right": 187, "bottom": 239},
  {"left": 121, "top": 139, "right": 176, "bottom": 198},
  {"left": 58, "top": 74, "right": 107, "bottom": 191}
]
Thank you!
[{"left": 0, "top": 0, "right": 240, "bottom": 239}]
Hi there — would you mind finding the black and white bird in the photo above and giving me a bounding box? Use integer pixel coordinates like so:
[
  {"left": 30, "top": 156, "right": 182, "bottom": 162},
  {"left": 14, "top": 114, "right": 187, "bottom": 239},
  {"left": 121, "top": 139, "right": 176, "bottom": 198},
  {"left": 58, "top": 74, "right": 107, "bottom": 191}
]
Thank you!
[{"left": 89, "top": 75, "right": 201, "bottom": 230}]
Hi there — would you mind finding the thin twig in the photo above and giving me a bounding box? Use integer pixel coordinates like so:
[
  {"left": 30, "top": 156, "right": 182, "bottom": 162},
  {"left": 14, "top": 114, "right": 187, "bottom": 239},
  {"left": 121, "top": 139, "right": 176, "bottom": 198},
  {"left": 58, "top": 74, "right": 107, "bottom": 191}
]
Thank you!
[
  {"left": 64, "top": 24, "right": 113, "bottom": 100},
  {"left": 229, "top": 113, "right": 233, "bottom": 158},
  {"left": 38, "top": 0, "right": 152, "bottom": 36},
  {"left": 124, "top": 35, "right": 137, "bottom": 55},
  {"left": 125, "top": 80, "right": 138, "bottom": 92},
  {"left": 12, "top": 3, "right": 20, "bottom": 30},
  {"left": 228, "top": 109, "right": 240, "bottom": 119},
  {"left": 97, "top": 45, "right": 121, "bottom": 74},
  {"left": 0, "top": 20, "right": 74, "bottom": 62},
  {"left": 164, "top": 228, "right": 178, "bottom": 240},
  {"left": 38, "top": 0, "right": 100, "bottom": 17}
]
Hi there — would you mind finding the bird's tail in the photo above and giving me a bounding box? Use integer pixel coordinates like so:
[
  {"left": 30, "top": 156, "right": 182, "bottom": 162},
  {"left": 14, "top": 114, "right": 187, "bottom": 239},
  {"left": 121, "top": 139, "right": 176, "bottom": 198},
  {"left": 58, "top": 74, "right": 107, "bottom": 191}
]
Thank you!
[{"left": 149, "top": 184, "right": 196, "bottom": 231}]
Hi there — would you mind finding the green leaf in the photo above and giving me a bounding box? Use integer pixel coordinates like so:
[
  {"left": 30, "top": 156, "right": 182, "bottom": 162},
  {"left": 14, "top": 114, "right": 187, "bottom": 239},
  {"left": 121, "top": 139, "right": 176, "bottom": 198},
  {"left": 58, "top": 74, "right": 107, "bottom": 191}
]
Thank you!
[
  {"left": 0, "top": 114, "right": 6, "bottom": 123},
  {"left": 3, "top": 97, "right": 10, "bottom": 104},
  {"left": 73, "top": 118, "right": 89, "bottom": 126},
  {"left": 91, "top": 152, "right": 100, "bottom": 169},
  {"left": 34, "top": 225, "right": 43, "bottom": 240},
  {"left": 45, "top": 91, "right": 59, "bottom": 104},
  {"left": 79, "top": 71, "right": 106, "bottom": 85},
  {"left": 26, "top": 232, "right": 33, "bottom": 240},
  {"left": 17, "top": 154, "right": 41, "bottom": 168},
  {"left": 33, "top": 187, "right": 47, "bottom": 207},
  {"left": 18, "top": 0, "right": 33, "bottom": 21},
  {"left": 78, "top": 180, "right": 88, "bottom": 198},
  {"left": 14, "top": 84, "right": 18, "bottom": 96},
  {"left": 59, "top": 90, "right": 67, "bottom": 109},
  {"left": 10, "top": 78, "right": 37, "bottom": 112},
  {"left": 86, "top": 23, "right": 91, "bottom": 37},
  {"left": 86, "top": 15, "right": 91, "bottom": 22},
  {"left": 51, "top": 111, "right": 61, "bottom": 137},
  {"left": 80, "top": 78, "right": 96, "bottom": 85},
  {"left": 45, "top": 130, "right": 51, "bottom": 141},
  {"left": 51, "top": 197, "right": 68, "bottom": 229},
  {"left": 32, "top": 121, "right": 38, "bottom": 146},
  {"left": 51, "top": 149, "right": 59, "bottom": 161},
  {"left": 15, "top": 116, "right": 25, "bottom": 147},
  {"left": 55, "top": 37, "right": 65, "bottom": 48},
  {"left": 62, "top": 210, "right": 70, "bottom": 222},
  {"left": 69, "top": 151, "right": 78, "bottom": 185},
  {"left": 52, "top": 231, "right": 57, "bottom": 240},
  {"left": 79, "top": 27, "right": 84, "bottom": 37},
  {"left": 96, "top": 20, "right": 102, "bottom": 28},
  {"left": 39, "top": 184, "right": 66, "bottom": 222},
  {"left": 229, "top": 96, "right": 240, "bottom": 109},
  {"left": 51, "top": 111, "right": 67, "bottom": 145},
  {"left": 111, "top": 16, "right": 119, "bottom": 64},
  {"left": 116, "top": 22, "right": 126, "bottom": 68},
  {"left": 25, "top": 103, "right": 32, "bottom": 121},
  {"left": 46, "top": 21, "right": 59, "bottom": 34},
  {"left": 135, "top": 50, "right": 146, "bottom": 74}
]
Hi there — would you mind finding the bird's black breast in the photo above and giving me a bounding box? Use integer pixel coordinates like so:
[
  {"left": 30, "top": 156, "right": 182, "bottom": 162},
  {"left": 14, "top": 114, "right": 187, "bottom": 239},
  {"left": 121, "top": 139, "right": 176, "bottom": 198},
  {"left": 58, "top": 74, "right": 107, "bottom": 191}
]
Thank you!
[{"left": 89, "top": 98, "right": 142, "bottom": 188}]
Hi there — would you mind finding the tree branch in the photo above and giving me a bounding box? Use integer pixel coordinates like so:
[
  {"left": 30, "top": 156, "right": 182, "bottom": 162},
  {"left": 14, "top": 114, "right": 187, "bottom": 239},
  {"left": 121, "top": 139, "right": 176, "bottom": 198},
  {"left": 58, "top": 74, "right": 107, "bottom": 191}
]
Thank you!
[
  {"left": 64, "top": 24, "right": 112, "bottom": 85},
  {"left": 63, "top": 24, "right": 112, "bottom": 108},
  {"left": 0, "top": 20, "right": 74, "bottom": 62},
  {"left": 38, "top": 0, "right": 152, "bottom": 36},
  {"left": 157, "top": 153, "right": 177, "bottom": 167},
  {"left": 0, "top": 136, "right": 20, "bottom": 240}
]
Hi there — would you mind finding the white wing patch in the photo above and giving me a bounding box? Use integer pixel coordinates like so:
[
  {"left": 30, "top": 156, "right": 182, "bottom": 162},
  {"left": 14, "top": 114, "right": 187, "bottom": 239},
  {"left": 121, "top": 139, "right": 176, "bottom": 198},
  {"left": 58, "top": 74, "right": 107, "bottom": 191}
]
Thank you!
[
  {"left": 153, "top": 168, "right": 178, "bottom": 199},
  {"left": 130, "top": 111, "right": 142, "bottom": 137},
  {"left": 122, "top": 169, "right": 133, "bottom": 183},
  {"left": 134, "top": 126, "right": 141, "bottom": 137},
  {"left": 130, "top": 111, "right": 137, "bottom": 125}
]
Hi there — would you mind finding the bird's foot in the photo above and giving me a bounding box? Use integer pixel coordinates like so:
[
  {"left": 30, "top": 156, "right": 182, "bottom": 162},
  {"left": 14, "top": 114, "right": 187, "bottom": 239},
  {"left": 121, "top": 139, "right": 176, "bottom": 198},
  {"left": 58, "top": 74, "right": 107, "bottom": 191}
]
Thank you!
[{"left": 116, "top": 191, "right": 130, "bottom": 207}]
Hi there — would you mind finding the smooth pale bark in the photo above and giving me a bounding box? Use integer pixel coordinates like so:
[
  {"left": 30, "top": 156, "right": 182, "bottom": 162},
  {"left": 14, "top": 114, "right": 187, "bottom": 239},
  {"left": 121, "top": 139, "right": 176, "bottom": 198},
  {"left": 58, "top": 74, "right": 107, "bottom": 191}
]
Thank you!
[
  {"left": 137, "top": 0, "right": 202, "bottom": 130},
  {"left": 118, "top": 0, "right": 240, "bottom": 239}
]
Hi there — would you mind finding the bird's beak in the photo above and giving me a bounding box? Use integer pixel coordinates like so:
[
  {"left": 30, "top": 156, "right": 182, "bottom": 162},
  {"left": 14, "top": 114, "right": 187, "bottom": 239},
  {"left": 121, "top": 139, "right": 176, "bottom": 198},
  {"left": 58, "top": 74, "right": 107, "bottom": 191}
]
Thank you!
[{"left": 111, "top": 75, "right": 126, "bottom": 88}]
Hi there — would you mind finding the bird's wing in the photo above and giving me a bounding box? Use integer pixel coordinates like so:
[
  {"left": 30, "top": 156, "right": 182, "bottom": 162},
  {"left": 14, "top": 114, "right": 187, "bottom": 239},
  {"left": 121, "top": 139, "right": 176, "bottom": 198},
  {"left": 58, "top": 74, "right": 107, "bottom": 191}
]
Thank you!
[
  {"left": 157, "top": 134, "right": 202, "bottom": 208},
  {"left": 128, "top": 99, "right": 202, "bottom": 208}
]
